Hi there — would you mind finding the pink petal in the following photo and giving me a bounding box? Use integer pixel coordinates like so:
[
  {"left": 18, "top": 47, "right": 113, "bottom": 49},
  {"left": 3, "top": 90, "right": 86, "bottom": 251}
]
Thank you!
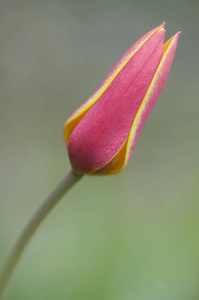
[
  {"left": 68, "top": 30, "right": 165, "bottom": 174},
  {"left": 124, "top": 32, "right": 181, "bottom": 166}
]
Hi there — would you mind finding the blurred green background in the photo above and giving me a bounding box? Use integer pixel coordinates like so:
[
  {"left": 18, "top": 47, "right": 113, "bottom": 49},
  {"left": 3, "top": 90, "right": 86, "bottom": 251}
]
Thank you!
[{"left": 0, "top": 0, "right": 199, "bottom": 299}]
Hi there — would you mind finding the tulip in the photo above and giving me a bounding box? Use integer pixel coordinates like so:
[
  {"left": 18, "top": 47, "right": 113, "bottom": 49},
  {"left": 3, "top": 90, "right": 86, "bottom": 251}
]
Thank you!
[{"left": 64, "top": 22, "right": 180, "bottom": 175}]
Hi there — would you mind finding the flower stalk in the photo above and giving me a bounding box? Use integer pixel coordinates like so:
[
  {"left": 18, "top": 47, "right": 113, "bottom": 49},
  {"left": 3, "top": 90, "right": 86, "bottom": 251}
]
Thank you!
[{"left": 0, "top": 170, "right": 82, "bottom": 299}]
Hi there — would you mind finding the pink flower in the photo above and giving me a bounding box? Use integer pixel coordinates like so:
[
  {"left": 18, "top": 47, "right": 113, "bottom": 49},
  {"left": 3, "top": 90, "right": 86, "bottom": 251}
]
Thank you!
[{"left": 64, "top": 22, "right": 180, "bottom": 175}]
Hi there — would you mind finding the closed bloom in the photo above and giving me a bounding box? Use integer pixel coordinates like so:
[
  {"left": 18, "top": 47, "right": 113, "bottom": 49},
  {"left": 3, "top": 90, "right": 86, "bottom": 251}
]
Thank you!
[{"left": 64, "top": 22, "right": 180, "bottom": 175}]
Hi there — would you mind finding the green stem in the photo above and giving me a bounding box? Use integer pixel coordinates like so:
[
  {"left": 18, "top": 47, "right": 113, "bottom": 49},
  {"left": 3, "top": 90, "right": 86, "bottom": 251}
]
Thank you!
[{"left": 0, "top": 170, "right": 82, "bottom": 299}]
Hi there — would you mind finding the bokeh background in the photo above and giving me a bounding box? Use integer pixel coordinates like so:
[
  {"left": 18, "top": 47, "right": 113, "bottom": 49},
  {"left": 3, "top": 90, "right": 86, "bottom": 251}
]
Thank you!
[{"left": 0, "top": 0, "right": 199, "bottom": 299}]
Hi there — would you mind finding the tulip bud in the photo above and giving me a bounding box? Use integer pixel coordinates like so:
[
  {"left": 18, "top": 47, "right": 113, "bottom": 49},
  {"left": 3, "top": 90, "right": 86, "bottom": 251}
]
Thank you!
[{"left": 64, "top": 22, "right": 180, "bottom": 175}]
